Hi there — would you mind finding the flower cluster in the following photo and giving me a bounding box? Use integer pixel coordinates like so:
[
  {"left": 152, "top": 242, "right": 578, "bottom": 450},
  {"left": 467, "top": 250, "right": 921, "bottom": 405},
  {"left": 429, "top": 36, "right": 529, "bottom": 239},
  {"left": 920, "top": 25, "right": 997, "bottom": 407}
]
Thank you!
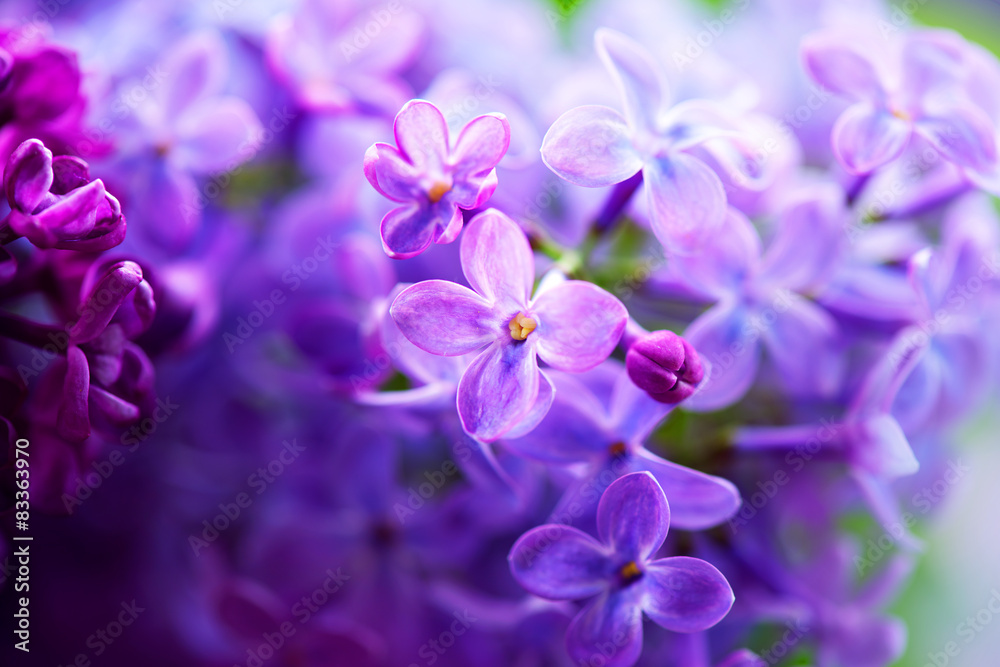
[{"left": 2, "top": 1, "right": 1000, "bottom": 667}]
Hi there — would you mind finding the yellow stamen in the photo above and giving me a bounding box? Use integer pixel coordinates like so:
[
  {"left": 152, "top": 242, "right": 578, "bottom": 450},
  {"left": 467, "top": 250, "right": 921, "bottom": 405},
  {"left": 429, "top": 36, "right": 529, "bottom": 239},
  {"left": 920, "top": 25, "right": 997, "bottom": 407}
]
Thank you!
[
  {"left": 891, "top": 108, "right": 911, "bottom": 122},
  {"left": 508, "top": 313, "right": 537, "bottom": 340},
  {"left": 427, "top": 181, "right": 451, "bottom": 203},
  {"left": 619, "top": 561, "right": 642, "bottom": 583}
]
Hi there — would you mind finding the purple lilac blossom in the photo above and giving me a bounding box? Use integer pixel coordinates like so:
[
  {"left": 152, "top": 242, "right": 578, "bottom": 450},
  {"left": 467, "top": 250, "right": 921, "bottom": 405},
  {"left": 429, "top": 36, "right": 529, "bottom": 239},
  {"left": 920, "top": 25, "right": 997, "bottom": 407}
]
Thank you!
[
  {"left": 390, "top": 208, "right": 627, "bottom": 440},
  {"left": 801, "top": 28, "right": 999, "bottom": 176},
  {"left": 365, "top": 99, "right": 510, "bottom": 258},
  {"left": 541, "top": 29, "right": 758, "bottom": 255},
  {"left": 509, "top": 472, "right": 735, "bottom": 667}
]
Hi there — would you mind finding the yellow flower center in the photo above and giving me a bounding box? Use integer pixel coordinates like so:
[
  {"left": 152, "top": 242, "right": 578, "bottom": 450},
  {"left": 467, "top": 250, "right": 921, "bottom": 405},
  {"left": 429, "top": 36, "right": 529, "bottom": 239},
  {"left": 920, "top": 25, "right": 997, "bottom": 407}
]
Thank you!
[
  {"left": 508, "top": 313, "right": 537, "bottom": 340},
  {"left": 618, "top": 561, "right": 643, "bottom": 584},
  {"left": 891, "top": 107, "right": 911, "bottom": 122},
  {"left": 427, "top": 181, "right": 451, "bottom": 203}
]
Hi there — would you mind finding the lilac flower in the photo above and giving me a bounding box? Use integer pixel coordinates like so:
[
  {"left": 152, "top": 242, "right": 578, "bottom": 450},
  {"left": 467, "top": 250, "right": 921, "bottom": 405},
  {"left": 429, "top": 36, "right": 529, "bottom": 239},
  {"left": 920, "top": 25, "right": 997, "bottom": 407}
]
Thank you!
[
  {"left": 55, "top": 259, "right": 156, "bottom": 442},
  {"left": 892, "top": 194, "right": 999, "bottom": 431},
  {"left": 2, "top": 138, "right": 125, "bottom": 251},
  {"left": 390, "top": 208, "right": 627, "bottom": 441},
  {"left": 503, "top": 361, "right": 740, "bottom": 531},
  {"left": 662, "top": 187, "right": 845, "bottom": 410},
  {"left": 801, "top": 29, "right": 998, "bottom": 176},
  {"left": 115, "top": 31, "right": 262, "bottom": 250},
  {"left": 4, "top": 255, "right": 155, "bottom": 512},
  {"left": 265, "top": 0, "right": 424, "bottom": 115},
  {"left": 734, "top": 329, "right": 925, "bottom": 483},
  {"left": 0, "top": 34, "right": 87, "bottom": 170},
  {"left": 364, "top": 100, "right": 511, "bottom": 258},
  {"left": 508, "top": 472, "right": 734, "bottom": 667},
  {"left": 541, "top": 29, "right": 753, "bottom": 254}
]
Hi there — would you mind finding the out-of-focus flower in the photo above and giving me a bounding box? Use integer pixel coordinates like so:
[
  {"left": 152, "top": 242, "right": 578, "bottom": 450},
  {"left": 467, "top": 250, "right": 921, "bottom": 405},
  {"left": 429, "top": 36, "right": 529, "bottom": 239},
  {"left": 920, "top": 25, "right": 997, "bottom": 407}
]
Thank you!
[
  {"left": 508, "top": 472, "right": 734, "bottom": 667},
  {"left": 663, "top": 186, "right": 846, "bottom": 410},
  {"left": 390, "top": 208, "right": 626, "bottom": 440},
  {"left": 0, "top": 32, "right": 88, "bottom": 171},
  {"left": 365, "top": 99, "right": 510, "bottom": 258},
  {"left": 115, "top": 31, "right": 262, "bottom": 251},
  {"left": 734, "top": 329, "right": 925, "bottom": 482},
  {"left": 266, "top": 0, "right": 424, "bottom": 115},
  {"left": 802, "top": 29, "right": 998, "bottom": 176},
  {"left": 541, "top": 29, "right": 756, "bottom": 254}
]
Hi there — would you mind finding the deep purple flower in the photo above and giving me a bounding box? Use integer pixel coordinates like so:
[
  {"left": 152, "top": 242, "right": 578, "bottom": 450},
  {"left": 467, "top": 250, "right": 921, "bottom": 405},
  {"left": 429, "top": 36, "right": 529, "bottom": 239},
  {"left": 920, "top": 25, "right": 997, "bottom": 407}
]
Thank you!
[
  {"left": 364, "top": 100, "right": 510, "bottom": 258},
  {"left": 55, "top": 259, "right": 156, "bottom": 442},
  {"left": 802, "top": 29, "right": 998, "bottom": 175},
  {"left": 390, "top": 208, "right": 627, "bottom": 441},
  {"left": 508, "top": 472, "right": 734, "bottom": 667},
  {"left": 541, "top": 29, "right": 754, "bottom": 254},
  {"left": 0, "top": 34, "right": 88, "bottom": 172},
  {"left": 624, "top": 325, "right": 704, "bottom": 404},
  {"left": 2, "top": 138, "right": 125, "bottom": 251}
]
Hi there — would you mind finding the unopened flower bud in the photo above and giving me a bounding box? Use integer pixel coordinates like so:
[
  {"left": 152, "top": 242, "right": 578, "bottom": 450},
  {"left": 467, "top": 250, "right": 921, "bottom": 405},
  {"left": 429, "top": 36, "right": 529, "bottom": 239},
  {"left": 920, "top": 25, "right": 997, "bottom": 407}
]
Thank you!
[{"left": 625, "top": 330, "right": 703, "bottom": 404}]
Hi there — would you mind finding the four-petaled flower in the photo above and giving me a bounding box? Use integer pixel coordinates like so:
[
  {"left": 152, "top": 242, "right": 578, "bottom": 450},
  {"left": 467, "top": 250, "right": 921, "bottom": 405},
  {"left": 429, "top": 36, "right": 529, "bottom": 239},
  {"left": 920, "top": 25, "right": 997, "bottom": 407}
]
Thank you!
[
  {"left": 365, "top": 99, "right": 511, "bottom": 259},
  {"left": 541, "top": 29, "right": 751, "bottom": 255},
  {"left": 508, "top": 472, "right": 735, "bottom": 667},
  {"left": 390, "top": 208, "right": 627, "bottom": 441},
  {"left": 802, "top": 29, "right": 998, "bottom": 175}
]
